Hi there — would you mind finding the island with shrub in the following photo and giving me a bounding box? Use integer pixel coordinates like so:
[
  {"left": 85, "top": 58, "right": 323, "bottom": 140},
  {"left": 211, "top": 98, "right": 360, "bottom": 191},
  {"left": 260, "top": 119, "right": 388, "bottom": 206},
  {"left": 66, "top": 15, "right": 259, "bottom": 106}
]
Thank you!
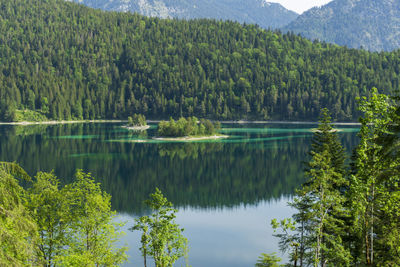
[
  {"left": 155, "top": 117, "right": 227, "bottom": 141},
  {"left": 124, "top": 114, "right": 150, "bottom": 130}
]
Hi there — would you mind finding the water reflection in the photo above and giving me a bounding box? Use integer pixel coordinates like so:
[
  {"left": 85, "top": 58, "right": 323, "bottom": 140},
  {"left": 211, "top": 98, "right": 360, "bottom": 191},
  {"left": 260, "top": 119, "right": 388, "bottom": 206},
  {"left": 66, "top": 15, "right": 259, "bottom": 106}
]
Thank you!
[
  {"left": 118, "top": 198, "right": 295, "bottom": 267},
  {"left": 0, "top": 123, "right": 358, "bottom": 214},
  {"left": 0, "top": 122, "right": 359, "bottom": 266}
]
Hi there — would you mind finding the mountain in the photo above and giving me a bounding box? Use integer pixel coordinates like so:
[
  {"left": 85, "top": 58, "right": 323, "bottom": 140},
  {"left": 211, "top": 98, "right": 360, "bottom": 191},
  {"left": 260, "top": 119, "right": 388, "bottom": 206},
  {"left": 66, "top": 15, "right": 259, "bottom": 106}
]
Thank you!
[
  {"left": 283, "top": 0, "right": 400, "bottom": 51},
  {"left": 1, "top": 0, "right": 400, "bottom": 122},
  {"left": 68, "top": 0, "right": 298, "bottom": 29}
]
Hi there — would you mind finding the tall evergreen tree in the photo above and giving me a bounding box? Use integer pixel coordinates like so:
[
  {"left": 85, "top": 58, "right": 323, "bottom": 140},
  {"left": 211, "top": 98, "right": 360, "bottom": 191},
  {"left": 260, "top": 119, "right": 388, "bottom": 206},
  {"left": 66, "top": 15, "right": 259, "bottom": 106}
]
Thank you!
[
  {"left": 309, "top": 108, "right": 346, "bottom": 176},
  {"left": 272, "top": 109, "right": 350, "bottom": 266},
  {"left": 302, "top": 149, "right": 350, "bottom": 266}
]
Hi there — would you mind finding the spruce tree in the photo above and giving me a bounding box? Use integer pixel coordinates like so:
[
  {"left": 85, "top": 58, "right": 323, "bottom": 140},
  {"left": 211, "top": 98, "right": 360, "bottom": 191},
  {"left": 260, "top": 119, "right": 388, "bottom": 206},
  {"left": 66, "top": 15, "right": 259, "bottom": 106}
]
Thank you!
[
  {"left": 272, "top": 109, "right": 350, "bottom": 266},
  {"left": 309, "top": 108, "right": 346, "bottom": 176}
]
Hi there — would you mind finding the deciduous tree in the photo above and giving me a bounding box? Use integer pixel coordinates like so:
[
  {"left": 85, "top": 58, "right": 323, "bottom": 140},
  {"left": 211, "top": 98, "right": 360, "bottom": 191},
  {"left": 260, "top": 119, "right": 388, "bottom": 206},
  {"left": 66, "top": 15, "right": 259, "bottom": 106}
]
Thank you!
[{"left": 132, "top": 188, "right": 188, "bottom": 267}]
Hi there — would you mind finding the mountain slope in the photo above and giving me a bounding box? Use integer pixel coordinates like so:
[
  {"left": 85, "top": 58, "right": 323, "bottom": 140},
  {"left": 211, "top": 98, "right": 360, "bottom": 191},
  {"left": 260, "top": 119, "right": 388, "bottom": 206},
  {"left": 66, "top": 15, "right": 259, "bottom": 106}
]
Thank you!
[
  {"left": 69, "top": 0, "right": 298, "bottom": 29},
  {"left": 283, "top": 0, "right": 400, "bottom": 51},
  {"left": 1, "top": 0, "right": 400, "bottom": 122}
]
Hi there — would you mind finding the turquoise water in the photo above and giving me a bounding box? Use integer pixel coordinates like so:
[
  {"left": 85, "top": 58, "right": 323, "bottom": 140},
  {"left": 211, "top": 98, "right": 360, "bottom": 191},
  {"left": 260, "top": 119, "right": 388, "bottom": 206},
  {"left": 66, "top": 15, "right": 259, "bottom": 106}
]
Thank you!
[{"left": 0, "top": 122, "right": 359, "bottom": 266}]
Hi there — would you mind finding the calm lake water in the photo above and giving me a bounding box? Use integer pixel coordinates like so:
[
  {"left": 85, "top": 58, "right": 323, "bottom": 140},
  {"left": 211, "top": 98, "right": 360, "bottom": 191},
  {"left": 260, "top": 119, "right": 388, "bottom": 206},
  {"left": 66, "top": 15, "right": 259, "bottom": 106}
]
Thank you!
[{"left": 0, "top": 122, "right": 359, "bottom": 266}]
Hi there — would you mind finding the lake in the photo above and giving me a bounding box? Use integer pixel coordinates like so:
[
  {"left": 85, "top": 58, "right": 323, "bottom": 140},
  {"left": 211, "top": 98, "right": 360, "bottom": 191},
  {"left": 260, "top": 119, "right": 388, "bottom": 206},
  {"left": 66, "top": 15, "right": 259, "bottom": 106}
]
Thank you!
[{"left": 0, "top": 122, "right": 359, "bottom": 266}]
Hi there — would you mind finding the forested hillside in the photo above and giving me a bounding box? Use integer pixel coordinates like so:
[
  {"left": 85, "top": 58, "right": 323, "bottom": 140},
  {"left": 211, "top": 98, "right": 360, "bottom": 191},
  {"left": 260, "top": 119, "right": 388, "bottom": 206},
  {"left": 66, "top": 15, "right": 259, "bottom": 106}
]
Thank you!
[
  {"left": 283, "top": 0, "right": 400, "bottom": 52},
  {"left": 1, "top": 0, "right": 400, "bottom": 122}
]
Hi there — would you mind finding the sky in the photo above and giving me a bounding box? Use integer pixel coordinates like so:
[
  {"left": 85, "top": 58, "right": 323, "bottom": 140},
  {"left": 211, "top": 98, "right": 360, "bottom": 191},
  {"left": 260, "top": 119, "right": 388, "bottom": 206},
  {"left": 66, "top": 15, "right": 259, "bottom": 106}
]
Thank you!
[{"left": 268, "top": 0, "right": 333, "bottom": 14}]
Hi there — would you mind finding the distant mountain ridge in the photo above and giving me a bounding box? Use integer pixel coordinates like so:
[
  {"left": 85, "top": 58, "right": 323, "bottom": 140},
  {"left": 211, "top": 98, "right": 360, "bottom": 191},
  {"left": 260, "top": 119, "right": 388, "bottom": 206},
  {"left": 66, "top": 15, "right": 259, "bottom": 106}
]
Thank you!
[
  {"left": 69, "top": 0, "right": 298, "bottom": 29},
  {"left": 283, "top": 0, "right": 400, "bottom": 51}
]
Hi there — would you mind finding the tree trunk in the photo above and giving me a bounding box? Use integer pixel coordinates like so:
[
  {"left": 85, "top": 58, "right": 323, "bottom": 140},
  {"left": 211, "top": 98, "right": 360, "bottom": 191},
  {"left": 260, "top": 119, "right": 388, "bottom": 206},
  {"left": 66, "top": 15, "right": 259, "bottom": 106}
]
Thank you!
[
  {"left": 365, "top": 218, "right": 370, "bottom": 265},
  {"left": 300, "top": 220, "right": 304, "bottom": 267},
  {"left": 143, "top": 248, "right": 147, "bottom": 267},
  {"left": 370, "top": 183, "right": 374, "bottom": 265}
]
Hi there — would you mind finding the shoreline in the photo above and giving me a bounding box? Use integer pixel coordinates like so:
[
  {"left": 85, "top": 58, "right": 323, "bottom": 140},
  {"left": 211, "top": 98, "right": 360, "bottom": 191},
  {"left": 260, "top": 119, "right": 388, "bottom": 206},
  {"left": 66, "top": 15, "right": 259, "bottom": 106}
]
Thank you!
[
  {"left": 0, "top": 120, "right": 124, "bottom": 126},
  {"left": 218, "top": 120, "right": 361, "bottom": 126},
  {"left": 147, "top": 120, "right": 361, "bottom": 126},
  {"left": 0, "top": 119, "right": 361, "bottom": 126},
  {"left": 152, "top": 135, "right": 229, "bottom": 141}
]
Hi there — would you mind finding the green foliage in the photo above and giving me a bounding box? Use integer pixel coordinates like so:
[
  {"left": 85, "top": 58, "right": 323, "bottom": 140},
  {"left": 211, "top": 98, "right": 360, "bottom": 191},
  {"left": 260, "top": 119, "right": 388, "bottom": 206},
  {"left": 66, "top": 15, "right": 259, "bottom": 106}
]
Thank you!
[
  {"left": 27, "top": 171, "right": 68, "bottom": 266},
  {"left": 348, "top": 88, "right": 398, "bottom": 265},
  {"left": 40, "top": 97, "right": 49, "bottom": 116},
  {"left": 132, "top": 188, "right": 188, "bottom": 267},
  {"left": 0, "top": 162, "right": 127, "bottom": 267},
  {"left": 0, "top": 100, "right": 17, "bottom": 122},
  {"left": 270, "top": 98, "right": 400, "bottom": 266},
  {"left": 0, "top": 165, "right": 37, "bottom": 266},
  {"left": 1, "top": 0, "right": 400, "bottom": 122},
  {"left": 128, "top": 116, "right": 133, "bottom": 126},
  {"left": 373, "top": 96, "right": 400, "bottom": 265},
  {"left": 255, "top": 252, "right": 282, "bottom": 267},
  {"left": 310, "top": 108, "right": 346, "bottom": 175},
  {"left": 55, "top": 170, "right": 128, "bottom": 266},
  {"left": 128, "top": 114, "right": 147, "bottom": 127},
  {"left": 27, "top": 171, "right": 127, "bottom": 266},
  {"left": 14, "top": 109, "right": 48, "bottom": 122},
  {"left": 271, "top": 218, "right": 302, "bottom": 265},
  {"left": 271, "top": 110, "right": 351, "bottom": 266},
  {"left": 0, "top": 161, "right": 31, "bottom": 182},
  {"left": 303, "top": 149, "right": 351, "bottom": 266},
  {"left": 157, "top": 117, "right": 218, "bottom": 137}
]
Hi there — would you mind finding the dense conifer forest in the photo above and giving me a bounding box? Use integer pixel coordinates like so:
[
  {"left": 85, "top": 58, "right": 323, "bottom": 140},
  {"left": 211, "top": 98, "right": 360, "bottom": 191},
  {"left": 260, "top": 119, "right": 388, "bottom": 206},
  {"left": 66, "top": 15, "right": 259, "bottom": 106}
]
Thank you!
[{"left": 1, "top": 0, "right": 400, "bottom": 122}]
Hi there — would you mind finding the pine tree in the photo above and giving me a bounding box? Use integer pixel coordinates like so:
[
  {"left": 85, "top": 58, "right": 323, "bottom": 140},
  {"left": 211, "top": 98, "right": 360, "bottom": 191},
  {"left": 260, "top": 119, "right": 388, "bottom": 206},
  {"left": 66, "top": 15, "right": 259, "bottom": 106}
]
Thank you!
[
  {"left": 309, "top": 108, "right": 346, "bottom": 176},
  {"left": 302, "top": 149, "right": 350, "bottom": 266}
]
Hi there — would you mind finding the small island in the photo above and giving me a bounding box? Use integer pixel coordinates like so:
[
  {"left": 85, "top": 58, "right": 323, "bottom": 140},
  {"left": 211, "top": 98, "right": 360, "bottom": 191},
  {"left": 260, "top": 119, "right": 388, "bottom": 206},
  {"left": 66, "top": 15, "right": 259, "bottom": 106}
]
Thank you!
[
  {"left": 154, "top": 117, "right": 227, "bottom": 141},
  {"left": 123, "top": 114, "right": 150, "bottom": 130}
]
